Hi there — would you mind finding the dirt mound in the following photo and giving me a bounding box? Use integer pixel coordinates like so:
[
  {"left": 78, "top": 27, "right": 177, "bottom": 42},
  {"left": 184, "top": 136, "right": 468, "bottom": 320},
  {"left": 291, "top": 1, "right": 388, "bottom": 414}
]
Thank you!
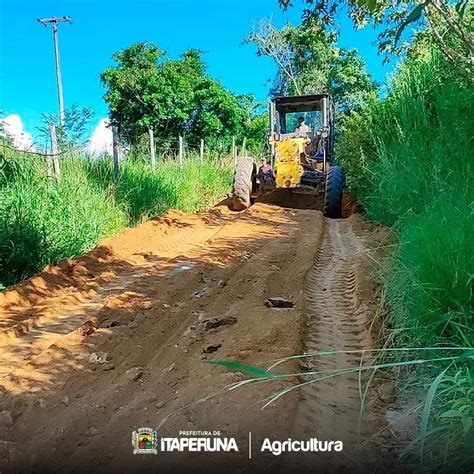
[{"left": 342, "top": 192, "right": 360, "bottom": 217}]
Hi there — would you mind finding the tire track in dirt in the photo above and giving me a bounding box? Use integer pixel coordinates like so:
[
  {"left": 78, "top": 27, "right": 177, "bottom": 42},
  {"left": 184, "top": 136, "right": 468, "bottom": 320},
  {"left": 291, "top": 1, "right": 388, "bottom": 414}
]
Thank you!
[
  {"left": 289, "top": 217, "right": 375, "bottom": 471},
  {"left": 0, "top": 198, "right": 390, "bottom": 473},
  {"left": 0, "top": 202, "right": 321, "bottom": 473}
]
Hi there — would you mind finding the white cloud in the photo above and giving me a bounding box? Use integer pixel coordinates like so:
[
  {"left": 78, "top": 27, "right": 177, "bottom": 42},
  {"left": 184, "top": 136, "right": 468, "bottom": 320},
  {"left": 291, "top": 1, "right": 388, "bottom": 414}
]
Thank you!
[
  {"left": 87, "top": 118, "right": 113, "bottom": 156},
  {"left": 1, "top": 114, "right": 34, "bottom": 150}
]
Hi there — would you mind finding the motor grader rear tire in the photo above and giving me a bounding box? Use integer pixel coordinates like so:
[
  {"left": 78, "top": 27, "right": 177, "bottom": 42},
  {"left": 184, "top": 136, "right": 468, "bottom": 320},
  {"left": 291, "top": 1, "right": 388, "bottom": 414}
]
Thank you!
[
  {"left": 324, "top": 165, "right": 345, "bottom": 218},
  {"left": 231, "top": 156, "right": 254, "bottom": 211}
]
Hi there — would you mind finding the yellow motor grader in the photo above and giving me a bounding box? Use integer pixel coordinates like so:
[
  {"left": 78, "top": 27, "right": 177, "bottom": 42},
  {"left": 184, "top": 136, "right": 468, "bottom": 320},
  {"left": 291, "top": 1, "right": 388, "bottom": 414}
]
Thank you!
[{"left": 231, "top": 94, "right": 345, "bottom": 218}]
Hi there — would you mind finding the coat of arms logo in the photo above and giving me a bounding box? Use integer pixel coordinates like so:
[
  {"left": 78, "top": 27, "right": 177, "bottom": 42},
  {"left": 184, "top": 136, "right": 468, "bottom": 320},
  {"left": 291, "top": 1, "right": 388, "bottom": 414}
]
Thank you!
[{"left": 132, "top": 427, "right": 158, "bottom": 454}]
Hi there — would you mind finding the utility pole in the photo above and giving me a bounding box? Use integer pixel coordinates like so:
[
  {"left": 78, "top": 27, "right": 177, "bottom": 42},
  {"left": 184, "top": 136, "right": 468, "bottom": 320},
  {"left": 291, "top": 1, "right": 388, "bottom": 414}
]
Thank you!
[{"left": 37, "top": 16, "right": 72, "bottom": 129}]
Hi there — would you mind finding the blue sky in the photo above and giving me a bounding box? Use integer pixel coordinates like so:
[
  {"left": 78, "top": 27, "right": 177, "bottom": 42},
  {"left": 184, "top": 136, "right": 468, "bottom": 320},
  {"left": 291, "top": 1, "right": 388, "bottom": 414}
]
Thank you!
[{"left": 0, "top": 0, "right": 393, "bottom": 142}]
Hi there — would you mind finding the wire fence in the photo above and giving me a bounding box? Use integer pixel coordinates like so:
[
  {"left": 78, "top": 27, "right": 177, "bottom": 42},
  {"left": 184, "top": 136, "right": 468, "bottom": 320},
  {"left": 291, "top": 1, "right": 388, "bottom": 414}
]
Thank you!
[
  {"left": 0, "top": 126, "right": 244, "bottom": 182},
  {"left": 0, "top": 136, "right": 236, "bottom": 160}
]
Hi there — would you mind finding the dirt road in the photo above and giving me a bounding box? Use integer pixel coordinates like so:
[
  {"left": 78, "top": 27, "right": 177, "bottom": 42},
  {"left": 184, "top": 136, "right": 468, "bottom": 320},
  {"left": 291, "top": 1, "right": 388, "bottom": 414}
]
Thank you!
[{"left": 0, "top": 196, "right": 391, "bottom": 473}]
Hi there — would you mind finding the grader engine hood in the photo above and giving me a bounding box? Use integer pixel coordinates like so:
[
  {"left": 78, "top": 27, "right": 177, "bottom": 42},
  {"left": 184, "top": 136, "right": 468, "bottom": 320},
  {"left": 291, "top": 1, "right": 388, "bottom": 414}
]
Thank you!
[{"left": 272, "top": 137, "right": 307, "bottom": 188}]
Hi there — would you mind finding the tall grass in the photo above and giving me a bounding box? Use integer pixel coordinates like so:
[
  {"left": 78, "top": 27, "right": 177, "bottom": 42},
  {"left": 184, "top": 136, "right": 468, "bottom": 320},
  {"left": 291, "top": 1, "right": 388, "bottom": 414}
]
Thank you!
[
  {"left": 0, "top": 155, "right": 126, "bottom": 287},
  {"left": 337, "top": 50, "right": 473, "bottom": 346},
  {"left": 85, "top": 157, "right": 232, "bottom": 224},
  {"left": 336, "top": 50, "right": 473, "bottom": 469},
  {"left": 0, "top": 152, "right": 232, "bottom": 287}
]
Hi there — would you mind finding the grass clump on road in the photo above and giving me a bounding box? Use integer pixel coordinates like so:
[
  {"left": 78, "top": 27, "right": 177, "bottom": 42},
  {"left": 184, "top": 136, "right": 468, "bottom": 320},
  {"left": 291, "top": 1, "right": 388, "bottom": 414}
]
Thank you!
[
  {"left": 0, "top": 153, "right": 232, "bottom": 287},
  {"left": 337, "top": 49, "right": 473, "bottom": 470}
]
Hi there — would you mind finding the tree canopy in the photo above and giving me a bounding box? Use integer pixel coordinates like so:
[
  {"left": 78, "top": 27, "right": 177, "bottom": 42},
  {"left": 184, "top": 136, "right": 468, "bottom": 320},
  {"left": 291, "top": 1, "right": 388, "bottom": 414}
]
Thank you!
[
  {"left": 38, "top": 105, "right": 94, "bottom": 148},
  {"left": 101, "top": 42, "right": 267, "bottom": 152},
  {"left": 246, "top": 18, "right": 377, "bottom": 115},
  {"left": 278, "top": 0, "right": 473, "bottom": 72}
]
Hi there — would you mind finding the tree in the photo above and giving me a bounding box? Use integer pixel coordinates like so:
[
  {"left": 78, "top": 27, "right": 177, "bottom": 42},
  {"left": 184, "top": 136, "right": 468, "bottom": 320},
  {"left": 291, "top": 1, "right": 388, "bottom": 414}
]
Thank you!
[
  {"left": 237, "top": 95, "right": 269, "bottom": 155},
  {"left": 245, "top": 20, "right": 303, "bottom": 95},
  {"left": 101, "top": 42, "right": 168, "bottom": 143},
  {"left": 101, "top": 42, "right": 267, "bottom": 153},
  {"left": 246, "top": 18, "right": 377, "bottom": 115},
  {"left": 278, "top": 0, "right": 473, "bottom": 72},
  {"left": 189, "top": 78, "right": 248, "bottom": 146},
  {"left": 38, "top": 105, "right": 94, "bottom": 148}
]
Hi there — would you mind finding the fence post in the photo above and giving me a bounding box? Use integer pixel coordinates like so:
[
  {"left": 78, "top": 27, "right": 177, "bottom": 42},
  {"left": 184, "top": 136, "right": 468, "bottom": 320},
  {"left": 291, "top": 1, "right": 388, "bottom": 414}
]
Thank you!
[
  {"left": 178, "top": 135, "right": 184, "bottom": 165},
  {"left": 149, "top": 128, "right": 156, "bottom": 169},
  {"left": 49, "top": 124, "right": 61, "bottom": 181},
  {"left": 45, "top": 144, "right": 53, "bottom": 179},
  {"left": 200, "top": 138, "right": 204, "bottom": 163},
  {"left": 240, "top": 137, "right": 247, "bottom": 157},
  {"left": 232, "top": 136, "right": 237, "bottom": 166},
  {"left": 112, "top": 125, "right": 120, "bottom": 179}
]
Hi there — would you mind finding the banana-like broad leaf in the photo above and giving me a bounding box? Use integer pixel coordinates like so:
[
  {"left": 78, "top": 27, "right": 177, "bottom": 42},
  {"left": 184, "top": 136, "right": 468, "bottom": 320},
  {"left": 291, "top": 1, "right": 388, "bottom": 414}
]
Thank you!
[
  {"left": 206, "top": 360, "right": 277, "bottom": 379},
  {"left": 395, "top": 3, "right": 425, "bottom": 45}
]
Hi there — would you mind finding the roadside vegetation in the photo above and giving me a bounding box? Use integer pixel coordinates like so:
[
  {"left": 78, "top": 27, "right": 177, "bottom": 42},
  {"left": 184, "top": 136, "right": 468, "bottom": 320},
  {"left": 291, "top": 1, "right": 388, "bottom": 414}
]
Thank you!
[
  {"left": 338, "top": 47, "right": 472, "bottom": 349},
  {"left": 0, "top": 41, "right": 250, "bottom": 288},
  {"left": 101, "top": 43, "right": 268, "bottom": 155},
  {"left": 0, "top": 152, "right": 232, "bottom": 288},
  {"left": 337, "top": 44, "right": 473, "bottom": 469}
]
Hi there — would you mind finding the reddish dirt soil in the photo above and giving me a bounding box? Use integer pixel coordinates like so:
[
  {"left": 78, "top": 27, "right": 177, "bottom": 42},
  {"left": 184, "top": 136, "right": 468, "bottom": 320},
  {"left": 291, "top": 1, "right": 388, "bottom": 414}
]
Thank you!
[{"left": 0, "top": 196, "right": 393, "bottom": 473}]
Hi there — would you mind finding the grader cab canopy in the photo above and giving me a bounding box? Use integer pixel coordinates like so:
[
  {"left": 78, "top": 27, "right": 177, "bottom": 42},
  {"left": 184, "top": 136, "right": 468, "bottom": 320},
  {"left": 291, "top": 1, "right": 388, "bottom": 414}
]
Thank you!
[
  {"left": 231, "top": 94, "right": 345, "bottom": 218},
  {"left": 270, "top": 94, "right": 334, "bottom": 153}
]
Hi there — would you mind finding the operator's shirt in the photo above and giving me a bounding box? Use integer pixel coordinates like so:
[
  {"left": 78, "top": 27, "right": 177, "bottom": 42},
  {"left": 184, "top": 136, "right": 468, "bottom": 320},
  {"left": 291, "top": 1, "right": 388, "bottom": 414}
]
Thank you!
[{"left": 294, "top": 124, "right": 312, "bottom": 136}]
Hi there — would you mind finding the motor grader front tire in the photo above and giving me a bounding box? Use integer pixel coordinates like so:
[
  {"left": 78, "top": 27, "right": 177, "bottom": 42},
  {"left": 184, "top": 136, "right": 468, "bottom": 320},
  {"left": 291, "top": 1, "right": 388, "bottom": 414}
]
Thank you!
[
  {"left": 230, "top": 156, "right": 255, "bottom": 211},
  {"left": 324, "top": 165, "right": 345, "bottom": 218}
]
